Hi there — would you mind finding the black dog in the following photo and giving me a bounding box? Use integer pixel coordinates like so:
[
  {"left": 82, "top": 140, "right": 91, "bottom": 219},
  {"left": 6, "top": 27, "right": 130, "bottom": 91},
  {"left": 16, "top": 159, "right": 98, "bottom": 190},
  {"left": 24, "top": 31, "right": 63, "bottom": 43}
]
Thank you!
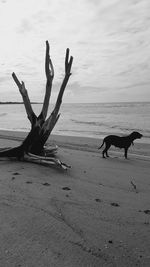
[{"left": 98, "top": 131, "right": 143, "bottom": 159}]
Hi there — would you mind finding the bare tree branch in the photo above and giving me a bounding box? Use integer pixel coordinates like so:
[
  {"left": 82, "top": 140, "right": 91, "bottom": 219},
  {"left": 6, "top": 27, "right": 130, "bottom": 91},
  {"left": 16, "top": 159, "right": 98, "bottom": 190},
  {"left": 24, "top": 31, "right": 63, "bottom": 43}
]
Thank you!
[
  {"left": 51, "top": 48, "right": 73, "bottom": 122},
  {"left": 40, "top": 48, "right": 73, "bottom": 138},
  {"left": 12, "top": 72, "right": 36, "bottom": 124},
  {"left": 24, "top": 153, "right": 69, "bottom": 170},
  {"left": 39, "top": 40, "right": 54, "bottom": 121}
]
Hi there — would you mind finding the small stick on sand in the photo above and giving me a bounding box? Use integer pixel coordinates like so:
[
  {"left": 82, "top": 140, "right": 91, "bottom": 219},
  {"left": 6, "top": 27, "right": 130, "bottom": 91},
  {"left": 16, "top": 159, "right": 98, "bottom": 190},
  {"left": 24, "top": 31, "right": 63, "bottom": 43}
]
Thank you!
[{"left": 131, "top": 180, "right": 138, "bottom": 193}]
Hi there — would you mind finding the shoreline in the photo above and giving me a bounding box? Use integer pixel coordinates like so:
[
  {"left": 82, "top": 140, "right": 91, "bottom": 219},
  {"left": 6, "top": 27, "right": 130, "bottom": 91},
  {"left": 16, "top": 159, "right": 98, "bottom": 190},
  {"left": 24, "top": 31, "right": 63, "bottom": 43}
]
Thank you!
[{"left": 0, "top": 129, "right": 150, "bottom": 159}]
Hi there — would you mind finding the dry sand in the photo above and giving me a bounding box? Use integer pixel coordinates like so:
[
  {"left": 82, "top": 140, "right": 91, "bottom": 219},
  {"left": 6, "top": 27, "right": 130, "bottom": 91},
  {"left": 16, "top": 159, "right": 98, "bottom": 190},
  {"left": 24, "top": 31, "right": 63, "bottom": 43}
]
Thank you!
[{"left": 0, "top": 130, "right": 150, "bottom": 267}]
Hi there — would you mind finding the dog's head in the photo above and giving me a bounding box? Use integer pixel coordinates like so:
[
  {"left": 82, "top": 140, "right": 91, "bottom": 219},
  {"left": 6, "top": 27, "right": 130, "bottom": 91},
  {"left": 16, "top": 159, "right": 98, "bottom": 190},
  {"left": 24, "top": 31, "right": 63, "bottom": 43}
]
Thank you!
[{"left": 130, "top": 131, "right": 143, "bottom": 140}]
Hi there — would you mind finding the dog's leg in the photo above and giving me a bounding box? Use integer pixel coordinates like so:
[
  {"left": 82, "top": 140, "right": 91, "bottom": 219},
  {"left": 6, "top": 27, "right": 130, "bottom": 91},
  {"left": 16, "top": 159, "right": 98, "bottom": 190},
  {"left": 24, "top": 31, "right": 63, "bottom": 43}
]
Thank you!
[
  {"left": 102, "top": 150, "right": 105, "bottom": 158},
  {"left": 103, "top": 143, "right": 111, "bottom": 158},
  {"left": 106, "top": 151, "right": 109, "bottom": 157},
  {"left": 124, "top": 148, "right": 128, "bottom": 159},
  {"left": 102, "top": 148, "right": 106, "bottom": 158}
]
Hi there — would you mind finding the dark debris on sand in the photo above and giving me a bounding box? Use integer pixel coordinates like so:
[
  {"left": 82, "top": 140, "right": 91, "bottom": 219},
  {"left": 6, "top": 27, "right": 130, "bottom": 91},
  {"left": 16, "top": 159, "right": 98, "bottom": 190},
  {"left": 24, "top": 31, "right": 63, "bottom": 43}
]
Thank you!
[
  {"left": 111, "top": 202, "right": 120, "bottom": 207},
  {"left": 62, "top": 187, "right": 71, "bottom": 191},
  {"left": 42, "top": 182, "right": 51, "bottom": 186}
]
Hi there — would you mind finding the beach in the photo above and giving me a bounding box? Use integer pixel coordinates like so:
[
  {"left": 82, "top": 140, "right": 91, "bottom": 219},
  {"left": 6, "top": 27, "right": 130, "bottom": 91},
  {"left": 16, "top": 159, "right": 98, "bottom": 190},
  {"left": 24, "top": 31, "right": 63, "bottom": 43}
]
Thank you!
[
  {"left": 0, "top": 0, "right": 150, "bottom": 265},
  {"left": 0, "top": 130, "right": 150, "bottom": 266}
]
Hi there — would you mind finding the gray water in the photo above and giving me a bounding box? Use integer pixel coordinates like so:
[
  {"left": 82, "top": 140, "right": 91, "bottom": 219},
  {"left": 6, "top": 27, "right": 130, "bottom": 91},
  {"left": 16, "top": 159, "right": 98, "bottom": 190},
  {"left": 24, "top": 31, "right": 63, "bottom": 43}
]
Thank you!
[{"left": 0, "top": 102, "right": 149, "bottom": 143}]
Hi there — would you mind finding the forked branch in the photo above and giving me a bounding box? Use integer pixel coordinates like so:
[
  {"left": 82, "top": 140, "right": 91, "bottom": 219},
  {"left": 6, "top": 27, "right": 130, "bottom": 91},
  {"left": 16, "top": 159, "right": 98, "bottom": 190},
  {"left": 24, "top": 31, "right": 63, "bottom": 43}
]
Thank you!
[
  {"left": 27, "top": 47, "right": 73, "bottom": 151},
  {"left": 46, "top": 48, "right": 73, "bottom": 131}
]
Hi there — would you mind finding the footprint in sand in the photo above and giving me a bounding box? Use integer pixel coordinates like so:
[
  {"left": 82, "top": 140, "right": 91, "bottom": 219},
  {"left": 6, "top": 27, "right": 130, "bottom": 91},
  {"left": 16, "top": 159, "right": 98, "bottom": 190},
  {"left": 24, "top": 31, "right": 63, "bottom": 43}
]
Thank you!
[
  {"left": 42, "top": 182, "right": 51, "bottom": 186},
  {"left": 111, "top": 202, "right": 120, "bottom": 207},
  {"left": 95, "top": 198, "right": 102, "bottom": 203},
  {"left": 139, "top": 209, "right": 150, "bottom": 215},
  {"left": 143, "top": 210, "right": 150, "bottom": 215},
  {"left": 62, "top": 187, "right": 71, "bottom": 191},
  {"left": 26, "top": 181, "right": 33, "bottom": 184}
]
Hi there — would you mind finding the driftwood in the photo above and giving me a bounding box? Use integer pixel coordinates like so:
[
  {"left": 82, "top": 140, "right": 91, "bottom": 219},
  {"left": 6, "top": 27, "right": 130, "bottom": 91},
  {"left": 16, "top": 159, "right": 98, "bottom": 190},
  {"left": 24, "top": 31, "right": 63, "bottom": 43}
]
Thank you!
[
  {"left": 130, "top": 180, "right": 138, "bottom": 193},
  {"left": 0, "top": 41, "right": 73, "bottom": 169}
]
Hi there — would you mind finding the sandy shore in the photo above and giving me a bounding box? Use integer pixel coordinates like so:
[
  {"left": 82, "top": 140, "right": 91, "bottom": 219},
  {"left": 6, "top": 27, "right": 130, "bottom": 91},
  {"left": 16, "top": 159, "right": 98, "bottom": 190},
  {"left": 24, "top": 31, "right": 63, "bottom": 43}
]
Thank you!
[{"left": 0, "top": 130, "right": 150, "bottom": 266}]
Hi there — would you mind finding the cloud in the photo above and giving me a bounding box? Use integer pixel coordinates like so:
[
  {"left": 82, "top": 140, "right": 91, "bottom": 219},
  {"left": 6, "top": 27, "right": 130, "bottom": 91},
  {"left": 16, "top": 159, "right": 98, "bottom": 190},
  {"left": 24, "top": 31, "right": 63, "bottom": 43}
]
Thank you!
[
  {"left": 17, "top": 19, "right": 33, "bottom": 34},
  {"left": 0, "top": 0, "right": 150, "bottom": 102},
  {"left": 0, "top": 76, "right": 8, "bottom": 84}
]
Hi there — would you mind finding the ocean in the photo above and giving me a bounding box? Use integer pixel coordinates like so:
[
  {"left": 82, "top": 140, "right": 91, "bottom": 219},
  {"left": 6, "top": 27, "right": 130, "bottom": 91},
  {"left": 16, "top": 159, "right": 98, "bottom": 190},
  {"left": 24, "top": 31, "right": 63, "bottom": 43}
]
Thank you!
[{"left": 0, "top": 102, "right": 149, "bottom": 144}]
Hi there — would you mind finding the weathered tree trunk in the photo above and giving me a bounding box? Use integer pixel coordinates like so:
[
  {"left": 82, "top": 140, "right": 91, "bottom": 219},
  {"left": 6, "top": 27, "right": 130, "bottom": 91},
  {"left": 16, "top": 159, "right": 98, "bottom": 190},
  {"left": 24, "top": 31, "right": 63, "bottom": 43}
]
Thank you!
[{"left": 0, "top": 41, "right": 73, "bottom": 169}]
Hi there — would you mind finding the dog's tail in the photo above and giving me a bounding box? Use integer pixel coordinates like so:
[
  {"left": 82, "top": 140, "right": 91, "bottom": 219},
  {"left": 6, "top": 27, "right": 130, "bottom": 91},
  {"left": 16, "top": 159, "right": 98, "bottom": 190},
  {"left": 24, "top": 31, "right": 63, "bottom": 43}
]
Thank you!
[{"left": 98, "top": 140, "right": 104, "bottom": 150}]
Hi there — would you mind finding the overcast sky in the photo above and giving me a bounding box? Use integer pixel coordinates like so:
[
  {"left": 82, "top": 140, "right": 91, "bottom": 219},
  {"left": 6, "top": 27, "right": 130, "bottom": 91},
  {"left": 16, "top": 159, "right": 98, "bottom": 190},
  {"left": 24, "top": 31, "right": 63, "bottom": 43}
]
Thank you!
[{"left": 0, "top": 0, "right": 150, "bottom": 103}]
